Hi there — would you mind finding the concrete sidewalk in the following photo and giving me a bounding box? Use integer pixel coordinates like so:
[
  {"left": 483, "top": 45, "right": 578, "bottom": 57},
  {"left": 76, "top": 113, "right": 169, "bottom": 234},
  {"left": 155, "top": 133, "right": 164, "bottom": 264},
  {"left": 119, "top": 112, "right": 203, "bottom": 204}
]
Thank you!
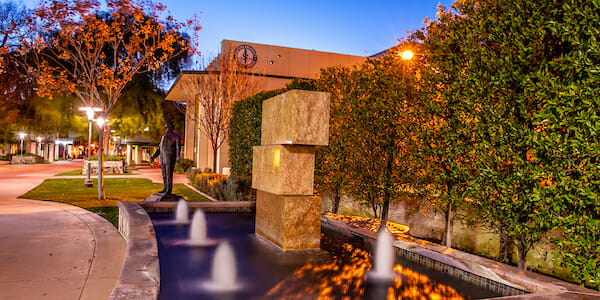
[{"left": 0, "top": 161, "right": 126, "bottom": 300}]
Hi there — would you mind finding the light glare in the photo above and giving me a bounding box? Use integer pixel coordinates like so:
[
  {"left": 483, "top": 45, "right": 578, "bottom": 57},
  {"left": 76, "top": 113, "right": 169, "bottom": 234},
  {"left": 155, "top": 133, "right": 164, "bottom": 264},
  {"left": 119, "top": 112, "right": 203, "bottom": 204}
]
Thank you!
[{"left": 401, "top": 50, "right": 414, "bottom": 60}]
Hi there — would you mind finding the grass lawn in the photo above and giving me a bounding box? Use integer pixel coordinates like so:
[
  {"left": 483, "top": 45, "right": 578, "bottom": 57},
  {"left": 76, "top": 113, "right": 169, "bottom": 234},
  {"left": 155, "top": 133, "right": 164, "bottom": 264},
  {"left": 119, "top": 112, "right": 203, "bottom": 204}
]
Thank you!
[
  {"left": 54, "top": 169, "right": 139, "bottom": 176},
  {"left": 19, "top": 178, "right": 209, "bottom": 226}
]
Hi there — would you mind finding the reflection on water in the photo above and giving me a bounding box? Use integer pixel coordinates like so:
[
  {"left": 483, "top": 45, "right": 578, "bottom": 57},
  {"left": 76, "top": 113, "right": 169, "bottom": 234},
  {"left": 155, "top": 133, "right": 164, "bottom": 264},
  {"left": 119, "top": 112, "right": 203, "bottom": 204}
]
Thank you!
[
  {"left": 264, "top": 235, "right": 465, "bottom": 300},
  {"left": 153, "top": 214, "right": 499, "bottom": 300}
]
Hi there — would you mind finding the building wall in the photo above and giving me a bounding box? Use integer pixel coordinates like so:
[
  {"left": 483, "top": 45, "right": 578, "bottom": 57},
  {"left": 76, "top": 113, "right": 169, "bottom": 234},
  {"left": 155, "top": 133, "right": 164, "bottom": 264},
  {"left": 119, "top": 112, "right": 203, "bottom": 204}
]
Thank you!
[
  {"left": 220, "top": 40, "right": 367, "bottom": 79},
  {"left": 183, "top": 99, "right": 196, "bottom": 161},
  {"left": 167, "top": 40, "right": 367, "bottom": 173}
]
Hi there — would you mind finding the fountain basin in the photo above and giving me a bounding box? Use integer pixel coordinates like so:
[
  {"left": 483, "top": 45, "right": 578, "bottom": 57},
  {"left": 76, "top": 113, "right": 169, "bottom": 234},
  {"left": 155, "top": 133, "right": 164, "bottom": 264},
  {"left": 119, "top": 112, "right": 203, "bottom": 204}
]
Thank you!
[{"left": 112, "top": 202, "right": 600, "bottom": 300}]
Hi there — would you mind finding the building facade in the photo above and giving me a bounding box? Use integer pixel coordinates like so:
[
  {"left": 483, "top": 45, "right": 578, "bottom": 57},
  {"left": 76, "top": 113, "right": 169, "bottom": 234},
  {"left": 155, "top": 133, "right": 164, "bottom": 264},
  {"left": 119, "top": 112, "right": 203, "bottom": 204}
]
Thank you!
[{"left": 165, "top": 40, "right": 366, "bottom": 173}]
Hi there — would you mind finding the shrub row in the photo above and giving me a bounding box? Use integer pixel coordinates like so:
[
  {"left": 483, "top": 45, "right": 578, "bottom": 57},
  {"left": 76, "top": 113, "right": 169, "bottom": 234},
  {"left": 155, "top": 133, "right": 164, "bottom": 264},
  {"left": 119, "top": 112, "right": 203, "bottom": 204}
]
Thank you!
[{"left": 189, "top": 169, "right": 252, "bottom": 201}]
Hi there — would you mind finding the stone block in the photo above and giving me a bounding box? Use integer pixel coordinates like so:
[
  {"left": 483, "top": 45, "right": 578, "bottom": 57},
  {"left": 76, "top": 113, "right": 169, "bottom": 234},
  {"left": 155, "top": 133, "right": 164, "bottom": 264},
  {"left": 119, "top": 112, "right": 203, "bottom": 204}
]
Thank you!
[
  {"left": 255, "top": 190, "right": 321, "bottom": 250},
  {"left": 10, "top": 155, "right": 44, "bottom": 164},
  {"left": 82, "top": 160, "right": 126, "bottom": 175},
  {"left": 261, "top": 89, "right": 330, "bottom": 146},
  {"left": 252, "top": 145, "right": 316, "bottom": 195}
]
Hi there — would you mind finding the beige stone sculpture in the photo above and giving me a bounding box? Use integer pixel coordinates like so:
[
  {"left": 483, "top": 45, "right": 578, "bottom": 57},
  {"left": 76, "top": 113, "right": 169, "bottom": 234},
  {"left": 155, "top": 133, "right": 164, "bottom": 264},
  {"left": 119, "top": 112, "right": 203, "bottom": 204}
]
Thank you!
[{"left": 252, "top": 89, "right": 330, "bottom": 250}]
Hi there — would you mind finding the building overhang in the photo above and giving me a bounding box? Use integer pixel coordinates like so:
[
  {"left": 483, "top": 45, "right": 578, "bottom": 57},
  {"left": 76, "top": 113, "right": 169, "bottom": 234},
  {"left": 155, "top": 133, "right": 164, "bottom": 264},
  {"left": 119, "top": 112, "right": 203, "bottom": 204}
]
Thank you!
[
  {"left": 164, "top": 70, "right": 304, "bottom": 103},
  {"left": 164, "top": 71, "right": 210, "bottom": 102}
]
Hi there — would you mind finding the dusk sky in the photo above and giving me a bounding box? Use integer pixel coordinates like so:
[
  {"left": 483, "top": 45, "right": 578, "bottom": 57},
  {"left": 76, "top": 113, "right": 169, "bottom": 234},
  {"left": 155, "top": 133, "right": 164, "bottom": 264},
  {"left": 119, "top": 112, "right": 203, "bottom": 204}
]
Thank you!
[{"left": 21, "top": 0, "right": 454, "bottom": 63}]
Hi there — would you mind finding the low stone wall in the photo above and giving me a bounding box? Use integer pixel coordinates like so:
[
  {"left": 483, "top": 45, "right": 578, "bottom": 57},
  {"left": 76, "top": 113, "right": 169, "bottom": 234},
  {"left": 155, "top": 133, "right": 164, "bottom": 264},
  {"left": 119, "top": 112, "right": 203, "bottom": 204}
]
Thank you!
[
  {"left": 110, "top": 202, "right": 159, "bottom": 300},
  {"left": 139, "top": 201, "right": 256, "bottom": 214},
  {"left": 11, "top": 155, "right": 44, "bottom": 164},
  {"left": 83, "top": 160, "right": 126, "bottom": 175},
  {"left": 321, "top": 215, "right": 600, "bottom": 299}
]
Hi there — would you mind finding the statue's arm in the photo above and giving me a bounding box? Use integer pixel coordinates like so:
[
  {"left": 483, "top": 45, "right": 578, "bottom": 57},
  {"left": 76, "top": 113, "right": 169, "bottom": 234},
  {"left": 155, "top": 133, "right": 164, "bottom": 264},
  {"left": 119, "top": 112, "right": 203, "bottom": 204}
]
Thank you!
[{"left": 150, "top": 146, "right": 160, "bottom": 163}]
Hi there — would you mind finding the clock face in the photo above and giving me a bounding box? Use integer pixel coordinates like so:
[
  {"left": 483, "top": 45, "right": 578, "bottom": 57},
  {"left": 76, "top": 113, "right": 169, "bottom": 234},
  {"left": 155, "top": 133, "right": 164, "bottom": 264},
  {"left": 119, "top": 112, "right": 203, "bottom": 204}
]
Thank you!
[{"left": 234, "top": 44, "right": 257, "bottom": 68}]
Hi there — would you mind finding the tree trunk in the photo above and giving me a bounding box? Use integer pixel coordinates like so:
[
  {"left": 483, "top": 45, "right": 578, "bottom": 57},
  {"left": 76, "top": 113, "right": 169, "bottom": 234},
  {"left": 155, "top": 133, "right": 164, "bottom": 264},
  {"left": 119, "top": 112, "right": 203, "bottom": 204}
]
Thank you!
[
  {"left": 516, "top": 241, "right": 528, "bottom": 270},
  {"left": 499, "top": 228, "right": 514, "bottom": 264},
  {"left": 381, "top": 146, "right": 394, "bottom": 229},
  {"left": 332, "top": 191, "right": 341, "bottom": 214},
  {"left": 97, "top": 126, "right": 105, "bottom": 200},
  {"left": 212, "top": 146, "right": 218, "bottom": 173},
  {"left": 442, "top": 203, "right": 455, "bottom": 248}
]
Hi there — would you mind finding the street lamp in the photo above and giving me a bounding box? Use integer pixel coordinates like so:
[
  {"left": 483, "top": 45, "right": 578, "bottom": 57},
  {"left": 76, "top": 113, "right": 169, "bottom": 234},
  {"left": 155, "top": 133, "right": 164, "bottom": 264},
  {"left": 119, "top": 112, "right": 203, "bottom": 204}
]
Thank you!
[
  {"left": 95, "top": 116, "right": 108, "bottom": 200},
  {"left": 79, "top": 106, "right": 102, "bottom": 187},
  {"left": 400, "top": 50, "right": 414, "bottom": 60},
  {"left": 18, "top": 132, "right": 26, "bottom": 164}
]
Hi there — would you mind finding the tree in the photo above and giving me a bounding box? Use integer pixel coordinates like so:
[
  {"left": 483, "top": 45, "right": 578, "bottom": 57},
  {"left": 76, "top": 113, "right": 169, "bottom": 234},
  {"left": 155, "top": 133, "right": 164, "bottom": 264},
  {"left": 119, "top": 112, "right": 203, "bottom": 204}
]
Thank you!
[
  {"left": 0, "top": 0, "right": 33, "bottom": 146},
  {"left": 110, "top": 73, "right": 167, "bottom": 141},
  {"left": 421, "top": 0, "right": 553, "bottom": 270},
  {"left": 180, "top": 47, "right": 260, "bottom": 172},
  {"left": 0, "top": 0, "right": 27, "bottom": 54},
  {"left": 314, "top": 66, "right": 355, "bottom": 214},
  {"left": 527, "top": 1, "right": 600, "bottom": 288},
  {"left": 19, "top": 0, "right": 196, "bottom": 199},
  {"left": 341, "top": 55, "right": 421, "bottom": 223},
  {"left": 419, "top": 0, "right": 600, "bottom": 275},
  {"left": 416, "top": 8, "right": 481, "bottom": 250}
]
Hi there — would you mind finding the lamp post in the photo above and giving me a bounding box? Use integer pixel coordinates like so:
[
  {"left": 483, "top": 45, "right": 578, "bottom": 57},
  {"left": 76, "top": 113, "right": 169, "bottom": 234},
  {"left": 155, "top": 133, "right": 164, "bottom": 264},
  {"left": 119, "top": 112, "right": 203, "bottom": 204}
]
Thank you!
[
  {"left": 79, "top": 107, "right": 101, "bottom": 187},
  {"left": 18, "top": 132, "right": 26, "bottom": 164},
  {"left": 96, "top": 116, "right": 107, "bottom": 200}
]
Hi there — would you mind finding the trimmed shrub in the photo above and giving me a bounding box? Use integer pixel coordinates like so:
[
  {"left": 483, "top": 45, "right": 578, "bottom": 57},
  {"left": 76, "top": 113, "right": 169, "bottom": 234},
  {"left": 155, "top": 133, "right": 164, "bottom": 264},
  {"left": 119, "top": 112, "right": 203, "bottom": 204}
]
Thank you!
[
  {"left": 191, "top": 171, "right": 252, "bottom": 201},
  {"left": 193, "top": 172, "right": 228, "bottom": 196},
  {"left": 175, "top": 158, "right": 193, "bottom": 174}
]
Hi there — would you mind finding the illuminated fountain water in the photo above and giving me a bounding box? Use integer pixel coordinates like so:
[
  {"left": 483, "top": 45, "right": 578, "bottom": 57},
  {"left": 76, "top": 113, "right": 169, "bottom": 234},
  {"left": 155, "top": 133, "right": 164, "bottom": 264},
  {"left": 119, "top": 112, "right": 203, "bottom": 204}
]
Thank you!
[
  {"left": 174, "top": 199, "right": 189, "bottom": 224},
  {"left": 202, "top": 241, "right": 242, "bottom": 292},
  {"left": 178, "top": 209, "right": 216, "bottom": 247},
  {"left": 368, "top": 228, "right": 395, "bottom": 281}
]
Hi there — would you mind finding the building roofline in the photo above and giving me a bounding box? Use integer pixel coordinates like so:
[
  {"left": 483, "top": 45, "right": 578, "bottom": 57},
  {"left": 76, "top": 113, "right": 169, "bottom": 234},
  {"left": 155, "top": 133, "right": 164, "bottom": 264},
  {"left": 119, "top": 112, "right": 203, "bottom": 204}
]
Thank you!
[{"left": 165, "top": 70, "right": 310, "bottom": 102}]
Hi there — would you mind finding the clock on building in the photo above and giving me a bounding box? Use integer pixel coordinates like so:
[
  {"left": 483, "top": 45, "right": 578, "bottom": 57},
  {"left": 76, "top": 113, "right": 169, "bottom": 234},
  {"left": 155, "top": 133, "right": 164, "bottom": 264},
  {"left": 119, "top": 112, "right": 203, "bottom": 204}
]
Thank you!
[{"left": 234, "top": 44, "right": 257, "bottom": 68}]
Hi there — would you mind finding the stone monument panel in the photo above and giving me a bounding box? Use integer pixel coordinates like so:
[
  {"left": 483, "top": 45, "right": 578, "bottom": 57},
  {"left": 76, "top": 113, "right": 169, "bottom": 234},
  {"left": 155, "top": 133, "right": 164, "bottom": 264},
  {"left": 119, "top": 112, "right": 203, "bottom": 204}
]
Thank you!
[
  {"left": 253, "top": 89, "right": 330, "bottom": 251},
  {"left": 255, "top": 190, "right": 321, "bottom": 250},
  {"left": 261, "top": 89, "right": 330, "bottom": 146},
  {"left": 251, "top": 144, "right": 316, "bottom": 195}
]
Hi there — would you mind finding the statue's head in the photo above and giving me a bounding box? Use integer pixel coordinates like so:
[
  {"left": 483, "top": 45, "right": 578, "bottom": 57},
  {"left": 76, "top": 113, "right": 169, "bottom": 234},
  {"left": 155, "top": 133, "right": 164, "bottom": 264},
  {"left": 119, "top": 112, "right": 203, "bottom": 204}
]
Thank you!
[{"left": 165, "top": 121, "right": 174, "bottom": 131}]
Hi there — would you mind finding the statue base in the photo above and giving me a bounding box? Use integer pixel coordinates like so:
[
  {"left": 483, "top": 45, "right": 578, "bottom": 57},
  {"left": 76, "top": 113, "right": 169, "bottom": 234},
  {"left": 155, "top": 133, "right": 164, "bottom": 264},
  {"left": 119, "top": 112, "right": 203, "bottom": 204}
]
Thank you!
[{"left": 144, "top": 193, "right": 185, "bottom": 202}]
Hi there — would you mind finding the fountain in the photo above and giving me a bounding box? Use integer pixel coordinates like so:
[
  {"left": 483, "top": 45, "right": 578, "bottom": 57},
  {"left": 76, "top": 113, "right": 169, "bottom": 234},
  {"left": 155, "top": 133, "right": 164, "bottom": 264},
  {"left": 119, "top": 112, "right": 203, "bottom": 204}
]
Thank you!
[
  {"left": 174, "top": 199, "right": 189, "bottom": 224},
  {"left": 139, "top": 91, "right": 504, "bottom": 299},
  {"left": 202, "top": 241, "right": 242, "bottom": 292},
  {"left": 176, "top": 209, "right": 217, "bottom": 247},
  {"left": 368, "top": 228, "right": 395, "bottom": 281}
]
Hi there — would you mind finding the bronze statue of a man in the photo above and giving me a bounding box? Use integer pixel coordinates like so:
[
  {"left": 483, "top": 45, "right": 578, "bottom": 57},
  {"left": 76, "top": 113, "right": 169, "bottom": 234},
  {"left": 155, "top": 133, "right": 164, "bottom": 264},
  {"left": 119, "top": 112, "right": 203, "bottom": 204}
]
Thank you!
[{"left": 150, "top": 121, "right": 180, "bottom": 196}]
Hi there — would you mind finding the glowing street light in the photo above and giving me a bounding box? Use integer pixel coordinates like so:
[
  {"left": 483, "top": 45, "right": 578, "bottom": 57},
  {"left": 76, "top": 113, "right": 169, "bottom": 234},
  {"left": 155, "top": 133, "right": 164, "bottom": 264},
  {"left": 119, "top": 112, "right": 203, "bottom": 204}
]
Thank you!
[
  {"left": 400, "top": 50, "right": 414, "bottom": 60},
  {"left": 18, "top": 132, "right": 26, "bottom": 164},
  {"left": 79, "top": 106, "right": 102, "bottom": 187},
  {"left": 96, "top": 117, "right": 106, "bottom": 128}
]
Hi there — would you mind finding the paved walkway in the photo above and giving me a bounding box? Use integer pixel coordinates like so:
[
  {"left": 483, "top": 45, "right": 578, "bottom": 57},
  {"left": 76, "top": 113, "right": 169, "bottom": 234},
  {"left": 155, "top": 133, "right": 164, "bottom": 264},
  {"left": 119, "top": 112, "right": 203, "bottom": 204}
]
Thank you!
[{"left": 0, "top": 160, "right": 126, "bottom": 300}]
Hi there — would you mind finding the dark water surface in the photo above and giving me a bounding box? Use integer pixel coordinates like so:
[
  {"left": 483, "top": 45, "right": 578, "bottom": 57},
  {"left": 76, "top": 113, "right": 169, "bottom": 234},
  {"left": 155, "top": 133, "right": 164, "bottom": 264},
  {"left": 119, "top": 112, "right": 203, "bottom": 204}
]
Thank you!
[{"left": 152, "top": 213, "right": 501, "bottom": 299}]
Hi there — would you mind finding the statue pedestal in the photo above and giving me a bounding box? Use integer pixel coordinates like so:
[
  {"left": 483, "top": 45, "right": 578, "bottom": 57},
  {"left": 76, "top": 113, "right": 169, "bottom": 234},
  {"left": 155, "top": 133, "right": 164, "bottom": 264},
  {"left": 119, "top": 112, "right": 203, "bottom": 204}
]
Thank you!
[{"left": 144, "top": 193, "right": 185, "bottom": 202}]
